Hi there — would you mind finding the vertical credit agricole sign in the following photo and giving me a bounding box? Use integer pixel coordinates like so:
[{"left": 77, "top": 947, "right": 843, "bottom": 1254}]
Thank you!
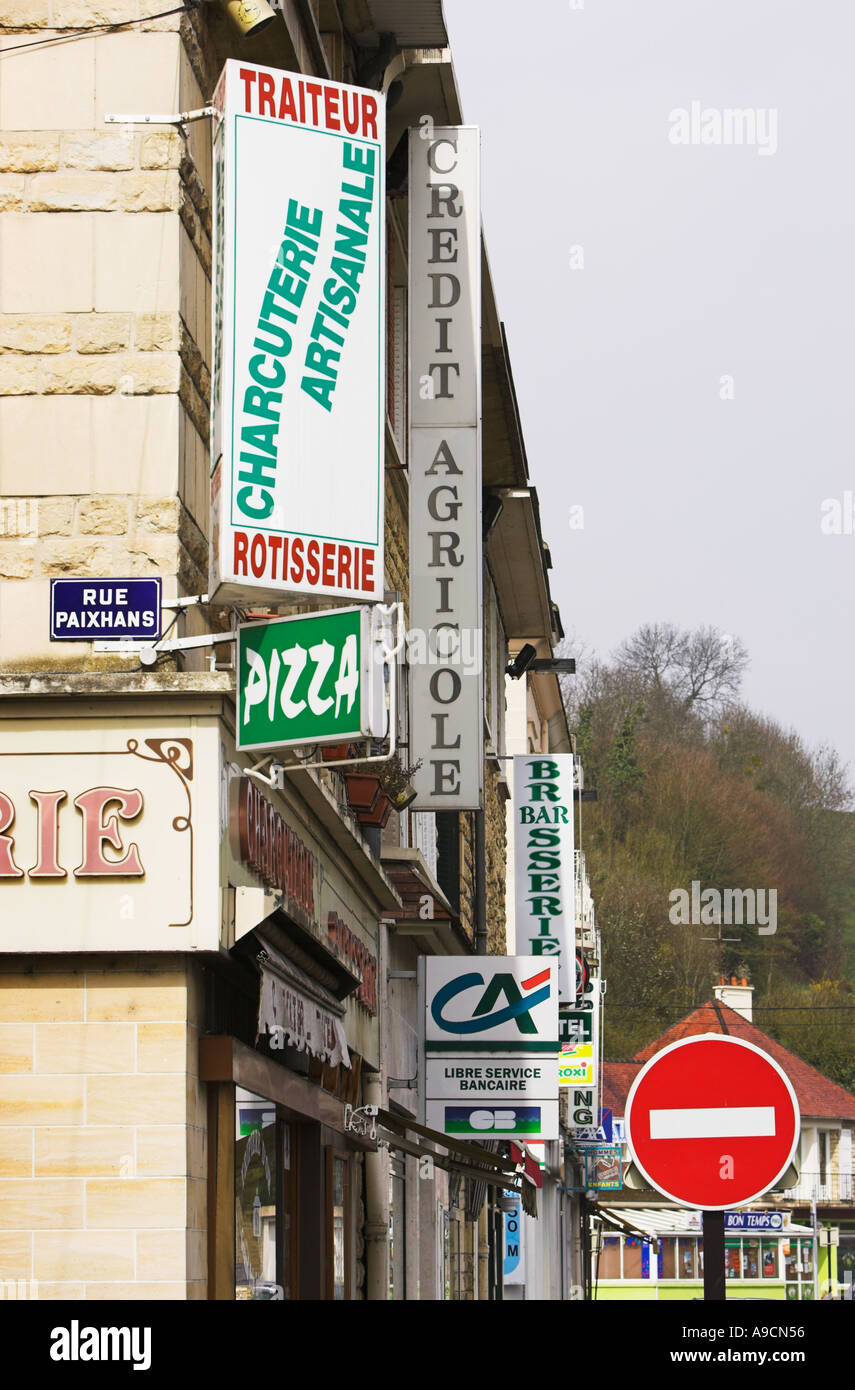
[
  {"left": 210, "top": 61, "right": 386, "bottom": 605},
  {"left": 408, "top": 126, "right": 483, "bottom": 809}
]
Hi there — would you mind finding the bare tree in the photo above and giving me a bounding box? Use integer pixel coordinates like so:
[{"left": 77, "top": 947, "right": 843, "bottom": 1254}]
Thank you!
[
  {"left": 614, "top": 623, "right": 685, "bottom": 692},
  {"left": 614, "top": 623, "right": 749, "bottom": 713}
]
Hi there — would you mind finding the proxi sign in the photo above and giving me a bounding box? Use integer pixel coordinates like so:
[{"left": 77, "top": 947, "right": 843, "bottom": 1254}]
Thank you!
[
  {"left": 625, "top": 1035, "right": 800, "bottom": 1210},
  {"left": 237, "top": 606, "right": 384, "bottom": 751},
  {"left": 209, "top": 60, "right": 385, "bottom": 606}
]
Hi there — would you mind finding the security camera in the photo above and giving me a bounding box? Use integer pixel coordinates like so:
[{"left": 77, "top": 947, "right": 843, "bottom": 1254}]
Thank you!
[{"left": 216, "top": 0, "right": 277, "bottom": 38}]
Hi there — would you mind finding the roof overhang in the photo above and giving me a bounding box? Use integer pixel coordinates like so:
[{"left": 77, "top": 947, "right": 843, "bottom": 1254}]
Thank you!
[
  {"left": 380, "top": 846, "right": 473, "bottom": 954},
  {"left": 341, "top": 0, "right": 449, "bottom": 49}
]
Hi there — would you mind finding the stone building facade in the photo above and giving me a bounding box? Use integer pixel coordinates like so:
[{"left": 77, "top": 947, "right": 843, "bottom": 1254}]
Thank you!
[{"left": 0, "top": 1, "right": 567, "bottom": 1300}]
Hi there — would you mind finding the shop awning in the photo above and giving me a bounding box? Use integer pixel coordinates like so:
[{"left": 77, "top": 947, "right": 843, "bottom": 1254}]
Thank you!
[
  {"left": 254, "top": 937, "right": 350, "bottom": 1069},
  {"left": 510, "top": 1142, "right": 543, "bottom": 1190},
  {"left": 376, "top": 1108, "right": 538, "bottom": 1217},
  {"left": 199, "top": 1035, "right": 374, "bottom": 1148},
  {"left": 593, "top": 1209, "right": 661, "bottom": 1250},
  {"left": 594, "top": 1207, "right": 814, "bottom": 1244}
]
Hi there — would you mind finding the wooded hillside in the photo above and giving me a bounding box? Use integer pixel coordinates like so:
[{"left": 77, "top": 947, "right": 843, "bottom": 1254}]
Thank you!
[{"left": 562, "top": 624, "right": 855, "bottom": 1090}]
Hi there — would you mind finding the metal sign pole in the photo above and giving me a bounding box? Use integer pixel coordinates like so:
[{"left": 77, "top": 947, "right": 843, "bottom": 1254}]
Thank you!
[{"left": 703, "top": 1210, "right": 726, "bottom": 1300}]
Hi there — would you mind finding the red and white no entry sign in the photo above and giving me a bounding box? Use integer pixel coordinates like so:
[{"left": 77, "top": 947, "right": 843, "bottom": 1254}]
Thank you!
[{"left": 625, "top": 1034, "right": 800, "bottom": 1209}]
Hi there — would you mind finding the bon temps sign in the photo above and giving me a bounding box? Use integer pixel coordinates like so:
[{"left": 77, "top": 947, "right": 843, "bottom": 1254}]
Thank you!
[
  {"left": 0, "top": 720, "right": 220, "bottom": 951},
  {"left": 210, "top": 61, "right": 385, "bottom": 606}
]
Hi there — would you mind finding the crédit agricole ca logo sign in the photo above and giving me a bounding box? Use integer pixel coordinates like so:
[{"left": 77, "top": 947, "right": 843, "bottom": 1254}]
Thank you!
[
  {"left": 425, "top": 958, "right": 559, "bottom": 1052},
  {"left": 431, "top": 967, "right": 552, "bottom": 1035}
]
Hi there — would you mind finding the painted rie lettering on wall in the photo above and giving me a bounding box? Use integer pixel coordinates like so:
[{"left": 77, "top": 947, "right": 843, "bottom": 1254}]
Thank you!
[
  {"left": 513, "top": 756, "right": 576, "bottom": 1003},
  {"left": 0, "top": 728, "right": 220, "bottom": 952},
  {"left": 408, "top": 126, "right": 483, "bottom": 809}
]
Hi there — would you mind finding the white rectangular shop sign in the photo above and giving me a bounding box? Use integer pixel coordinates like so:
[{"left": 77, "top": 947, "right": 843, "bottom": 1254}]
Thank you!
[
  {"left": 0, "top": 722, "right": 220, "bottom": 952},
  {"left": 425, "top": 957, "right": 558, "bottom": 1052},
  {"left": 210, "top": 60, "right": 385, "bottom": 606},
  {"left": 513, "top": 755, "right": 576, "bottom": 1003},
  {"left": 408, "top": 126, "right": 483, "bottom": 809},
  {"left": 425, "top": 1099, "right": 559, "bottom": 1142},
  {"left": 427, "top": 1056, "right": 559, "bottom": 1100},
  {"left": 564, "top": 969, "right": 601, "bottom": 1138}
]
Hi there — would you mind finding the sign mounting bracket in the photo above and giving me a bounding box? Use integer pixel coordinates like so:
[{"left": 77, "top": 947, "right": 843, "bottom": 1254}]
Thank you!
[{"left": 104, "top": 107, "right": 216, "bottom": 139}]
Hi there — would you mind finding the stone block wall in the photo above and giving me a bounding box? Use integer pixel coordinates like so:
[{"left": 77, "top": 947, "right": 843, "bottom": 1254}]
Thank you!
[
  {"left": 0, "top": 955, "right": 206, "bottom": 1300},
  {"left": 0, "top": 8, "right": 212, "bottom": 670}
]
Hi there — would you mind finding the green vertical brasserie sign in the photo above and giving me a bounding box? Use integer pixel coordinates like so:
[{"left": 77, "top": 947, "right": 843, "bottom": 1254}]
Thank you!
[{"left": 237, "top": 606, "right": 371, "bottom": 751}]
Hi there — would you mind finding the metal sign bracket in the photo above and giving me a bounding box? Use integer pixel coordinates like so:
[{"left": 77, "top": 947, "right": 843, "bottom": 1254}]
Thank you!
[{"left": 104, "top": 107, "right": 216, "bottom": 139}]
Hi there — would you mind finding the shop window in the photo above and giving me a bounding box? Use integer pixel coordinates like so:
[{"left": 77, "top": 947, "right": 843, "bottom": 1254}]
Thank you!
[
  {"left": 678, "top": 1238, "right": 696, "bottom": 1280},
  {"left": 389, "top": 1153, "right": 406, "bottom": 1299},
  {"left": 726, "top": 1241, "right": 741, "bottom": 1279},
  {"left": 819, "top": 1130, "right": 830, "bottom": 1190},
  {"left": 280, "top": 1122, "right": 297, "bottom": 1300},
  {"left": 623, "top": 1236, "right": 643, "bottom": 1279},
  {"left": 599, "top": 1236, "right": 621, "bottom": 1279},
  {"left": 743, "top": 1238, "right": 760, "bottom": 1279},
  {"left": 326, "top": 1150, "right": 351, "bottom": 1300},
  {"left": 761, "top": 1239, "right": 778, "bottom": 1279},
  {"left": 784, "top": 1240, "right": 796, "bottom": 1281},
  {"left": 435, "top": 812, "right": 461, "bottom": 914},
  {"left": 234, "top": 1089, "right": 278, "bottom": 1300},
  {"left": 658, "top": 1237, "right": 676, "bottom": 1279},
  {"left": 439, "top": 1203, "right": 450, "bottom": 1300}
]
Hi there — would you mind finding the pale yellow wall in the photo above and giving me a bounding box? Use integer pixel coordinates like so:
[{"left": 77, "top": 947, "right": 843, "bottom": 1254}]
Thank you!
[{"left": 0, "top": 956, "right": 206, "bottom": 1300}]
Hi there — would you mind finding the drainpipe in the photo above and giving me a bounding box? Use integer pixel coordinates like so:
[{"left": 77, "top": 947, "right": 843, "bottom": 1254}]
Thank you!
[
  {"left": 364, "top": 1071, "right": 388, "bottom": 1300},
  {"left": 478, "top": 1202, "right": 489, "bottom": 1299},
  {"left": 474, "top": 809, "right": 487, "bottom": 955},
  {"left": 364, "top": 916, "right": 390, "bottom": 1299}
]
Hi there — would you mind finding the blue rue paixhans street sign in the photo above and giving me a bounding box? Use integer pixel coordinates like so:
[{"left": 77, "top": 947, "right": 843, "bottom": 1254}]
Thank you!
[{"left": 50, "top": 579, "right": 162, "bottom": 642}]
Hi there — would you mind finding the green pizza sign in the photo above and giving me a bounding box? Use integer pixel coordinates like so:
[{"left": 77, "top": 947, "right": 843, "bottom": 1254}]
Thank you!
[{"left": 237, "top": 606, "right": 377, "bottom": 751}]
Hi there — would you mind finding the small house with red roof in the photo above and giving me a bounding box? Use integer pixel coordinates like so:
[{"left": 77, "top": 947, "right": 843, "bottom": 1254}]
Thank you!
[{"left": 593, "top": 981, "right": 855, "bottom": 1301}]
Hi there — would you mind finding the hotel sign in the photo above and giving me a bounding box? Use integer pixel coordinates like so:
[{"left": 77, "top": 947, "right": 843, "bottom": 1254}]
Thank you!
[
  {"left": 408, "top": 126, "right": 483, "bottom": 809},
  {"left": 210, "top": 60, "right": 386, "bottom": 606}
]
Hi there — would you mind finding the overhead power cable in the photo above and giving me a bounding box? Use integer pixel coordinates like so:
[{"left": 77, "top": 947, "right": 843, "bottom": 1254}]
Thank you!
[{"left": 0, "top": 6, "right": 191, "bottom": 58}]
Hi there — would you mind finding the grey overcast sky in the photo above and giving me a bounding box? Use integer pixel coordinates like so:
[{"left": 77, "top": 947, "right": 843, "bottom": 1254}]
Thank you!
[{"left": 442, "top": 0, "right": 855, "bottom": 784}]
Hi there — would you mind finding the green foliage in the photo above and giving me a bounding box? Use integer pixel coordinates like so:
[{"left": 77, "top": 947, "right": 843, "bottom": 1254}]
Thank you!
[
  {"left": 758, "top": 979, "right": 855, "bottom": 1094},
  {"left": 567, "top": 628, "right": 855, "bottom": 1066},
  {"left": 603, "top": 704, "right": 646, "bottom": 798}
]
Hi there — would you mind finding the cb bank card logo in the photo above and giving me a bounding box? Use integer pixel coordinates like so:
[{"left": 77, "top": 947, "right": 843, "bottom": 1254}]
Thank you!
[
  {"left": 444, "top": 1106, "right": 542, "bottom": 1135},
  {"left": 425, "top": 1100, "right": 558, "bottom": 1139},
  {"left": 425, "top": 957, "right": 558, "bottom": 1048}
]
